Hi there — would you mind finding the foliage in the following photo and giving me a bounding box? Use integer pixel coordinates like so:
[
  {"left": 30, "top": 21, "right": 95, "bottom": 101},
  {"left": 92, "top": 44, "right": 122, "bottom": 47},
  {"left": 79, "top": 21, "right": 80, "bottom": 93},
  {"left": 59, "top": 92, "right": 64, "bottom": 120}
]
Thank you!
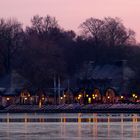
[{"left": 0, "top": 16, "right": 139, "bottom": 89}]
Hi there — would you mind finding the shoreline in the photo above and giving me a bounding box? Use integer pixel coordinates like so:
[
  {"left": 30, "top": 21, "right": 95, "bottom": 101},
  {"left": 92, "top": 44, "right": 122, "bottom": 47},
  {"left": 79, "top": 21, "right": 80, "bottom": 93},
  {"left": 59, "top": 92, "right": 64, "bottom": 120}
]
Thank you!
[
  {"left": 1, "top": 104, "right": 140, "bottom": 113},
  {"left": 0, "top": 109, "right": 140, "bottom": 113}
]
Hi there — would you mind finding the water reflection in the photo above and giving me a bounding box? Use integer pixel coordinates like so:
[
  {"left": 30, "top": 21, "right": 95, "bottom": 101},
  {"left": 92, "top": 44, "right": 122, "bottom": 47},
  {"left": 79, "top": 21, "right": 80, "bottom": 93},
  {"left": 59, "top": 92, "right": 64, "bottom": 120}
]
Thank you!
[
  {"left": 3, "top": 113, "right": 140, "bottom": 123},
  {"left": 107, "top": 114, "right": 110, "bottom": 138},
  {"left": 93, "top": 113, "right": 98, "bottom": 139},
  {"left": 6, "top": 113, "right": 9, "bottom": 139},
  {"left": 0, "top": 113, "right": 139, "bottom": 139},
  {"left": 121, "top": 114, "right": 124, "bottom": 140},
  {"left": 132, "top": 114, "right": 138, "bottom": 139}
]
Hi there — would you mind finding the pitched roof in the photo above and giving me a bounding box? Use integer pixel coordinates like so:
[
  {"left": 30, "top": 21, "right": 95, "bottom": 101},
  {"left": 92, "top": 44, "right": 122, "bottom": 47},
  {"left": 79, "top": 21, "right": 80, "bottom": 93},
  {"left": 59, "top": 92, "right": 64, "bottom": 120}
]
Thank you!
[
  {"left": 0, "top": 70, "right": 31, "bottom": 95},
  {"left": 77, "top": 62, "right": 135, "bottom": 80}
]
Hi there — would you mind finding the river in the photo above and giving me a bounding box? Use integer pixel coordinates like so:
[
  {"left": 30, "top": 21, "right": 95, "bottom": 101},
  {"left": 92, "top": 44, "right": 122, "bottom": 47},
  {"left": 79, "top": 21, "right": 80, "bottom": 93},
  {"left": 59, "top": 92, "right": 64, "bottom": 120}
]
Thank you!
[{"left": 0, "top": 113, "right": 139, "bottom": 140}]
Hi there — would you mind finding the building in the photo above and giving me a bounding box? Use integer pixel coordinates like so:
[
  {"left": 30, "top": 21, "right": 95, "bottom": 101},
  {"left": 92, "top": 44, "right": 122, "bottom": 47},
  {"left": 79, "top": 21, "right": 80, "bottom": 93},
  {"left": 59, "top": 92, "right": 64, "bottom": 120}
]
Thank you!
[
  {"left": 0, "top": 71, "right": 31, "bottom": 106},
  {"left": 74, "top": 60, "right": 135, "bottom": 103}
]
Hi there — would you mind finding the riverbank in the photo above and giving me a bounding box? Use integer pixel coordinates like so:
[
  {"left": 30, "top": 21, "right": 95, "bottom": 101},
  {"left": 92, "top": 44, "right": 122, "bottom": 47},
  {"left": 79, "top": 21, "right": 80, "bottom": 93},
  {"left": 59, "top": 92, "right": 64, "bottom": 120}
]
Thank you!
[
  {"left": 1, "top": 109, "right": 140, "bottom": 113},
  {"left": 0, "top": 104, "right": 140, "bottom": 113}
]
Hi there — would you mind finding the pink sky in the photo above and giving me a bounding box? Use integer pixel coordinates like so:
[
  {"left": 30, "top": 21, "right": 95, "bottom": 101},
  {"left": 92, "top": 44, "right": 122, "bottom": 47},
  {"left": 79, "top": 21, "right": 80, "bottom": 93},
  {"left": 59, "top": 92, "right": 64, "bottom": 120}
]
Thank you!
[{"left": 0, "top": 0, "right": 140, "bottom": 41}]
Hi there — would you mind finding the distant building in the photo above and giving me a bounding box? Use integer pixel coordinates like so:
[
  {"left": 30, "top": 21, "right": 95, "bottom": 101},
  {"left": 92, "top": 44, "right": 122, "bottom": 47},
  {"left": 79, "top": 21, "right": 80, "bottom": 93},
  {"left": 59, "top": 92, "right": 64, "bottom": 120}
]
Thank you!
[
  {"left": 75, "top": 60, "right": 135, "bottom": 96},
  {"left": 0, "top": 70, "right": 31, "bottom": 106}
]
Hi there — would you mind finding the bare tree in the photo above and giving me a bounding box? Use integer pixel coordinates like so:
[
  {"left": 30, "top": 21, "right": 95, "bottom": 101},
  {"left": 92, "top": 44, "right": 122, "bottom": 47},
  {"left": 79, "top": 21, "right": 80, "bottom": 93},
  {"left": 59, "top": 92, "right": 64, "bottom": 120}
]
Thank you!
[
  {"left": 80, "top": 18, "right": 104, "bottom": 45},
  {"left": 103, "top": 17, "right": 135, "bottom": 47},
  {"left": 80, "top": 17, "right": 135, "bottom": 47},
  {"left": 0, "top": 18, "right": 23, "bottom": 74},
  {"left": 26, "top": 15, "right": 59, "bottom": 38}
]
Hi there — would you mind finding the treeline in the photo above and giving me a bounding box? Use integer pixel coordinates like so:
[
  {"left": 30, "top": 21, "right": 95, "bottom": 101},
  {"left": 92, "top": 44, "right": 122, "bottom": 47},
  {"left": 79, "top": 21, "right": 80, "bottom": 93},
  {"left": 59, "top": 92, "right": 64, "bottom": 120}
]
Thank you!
[{"left": 0, "top": 15, "right": 140, "bottom": 88}]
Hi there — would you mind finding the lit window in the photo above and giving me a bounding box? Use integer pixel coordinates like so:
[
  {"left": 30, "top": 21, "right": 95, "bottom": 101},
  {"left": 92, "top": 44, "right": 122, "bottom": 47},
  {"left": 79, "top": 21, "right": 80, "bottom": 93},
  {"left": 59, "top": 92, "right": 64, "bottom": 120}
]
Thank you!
[{"left": 88, "top": 97, "right": 91, "bottom": 103}]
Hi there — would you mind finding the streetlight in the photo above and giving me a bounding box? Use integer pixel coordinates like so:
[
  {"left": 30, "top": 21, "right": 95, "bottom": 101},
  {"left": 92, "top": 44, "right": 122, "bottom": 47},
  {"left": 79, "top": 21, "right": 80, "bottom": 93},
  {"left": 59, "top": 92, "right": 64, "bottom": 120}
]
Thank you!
[
  {"left": 135, "top": 95, "right": 138, "bottom": 99},
  {"left": 132, "top": 94, "right": 136, "bottom": 97},
  {"left": 6, "top": 97, "right": 10, "bottom": 101},
  {"left": 132, "top": 93, "right": 138, "bottom": 102},
  {"left": 120, "top": 96, "right": 124, "bottom": 99},
  {"left": 79, "top": 94, "right": 82, "bottom": 98}
]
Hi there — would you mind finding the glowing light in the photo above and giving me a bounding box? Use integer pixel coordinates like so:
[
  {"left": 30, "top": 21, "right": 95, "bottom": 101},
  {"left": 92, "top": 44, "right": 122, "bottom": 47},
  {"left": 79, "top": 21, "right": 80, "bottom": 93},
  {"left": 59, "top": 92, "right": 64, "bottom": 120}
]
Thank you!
[
  {"left": 107, "top": 96, "right": 110, "bottom": 99},
  {"left": 135, "top": 95, "right": 138, "bottom": 99},
  {"left": 60, "top": 97, "right": 63, "bottom": 100},
  {"left": 64, "top": 94, "right": 66, "bottom": 98},
  {"left": 92, "top": 94, "right": 95, "bottom": 97},
  {"left": 121, "top": 96, "right": 124, "bottom": 99},
  {"left": 79, "top": 94, "right": 82, "bottom": 98},
  {"left": 78, "top": 96, "right": 80, "bottom": 100},
  {"left": 132, "top": 94, "right": 136, "bottom": 97},
  {"left": 93, "top": 96, "right": 95, "bottom": 99},
  {"left": 132, "top": 93, "right": 138, "bottom": 99},
  {"left": 88, "top": 97, "right": 91, "bottom": 104},
  {"left": 95, "top": 94, "right": 97, "bottom": 97},
  {"left": 39, "top": 101, "right": 42, "bottom": 108},
  {"left": 6, "top": 98, "right": 10, "bottom": 101},
  {"left": 24, "top": 97, "right": 27, "bottom": 100},
  {"left": 42, "top": 97, "right": 45, "bottom": 100},
  {"left": 86, "top": 94, "right": 89, "bottom": 97}
]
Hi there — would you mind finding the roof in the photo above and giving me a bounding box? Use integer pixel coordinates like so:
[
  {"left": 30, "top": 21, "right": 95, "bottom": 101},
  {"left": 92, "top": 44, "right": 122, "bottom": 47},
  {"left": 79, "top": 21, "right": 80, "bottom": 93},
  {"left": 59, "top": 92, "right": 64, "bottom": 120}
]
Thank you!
[
  {"left": 77, "top": 61, "right": 135, "bottom": 80},
  {"left": 0, "top": 70, "right": 31, "bottom": 95}
]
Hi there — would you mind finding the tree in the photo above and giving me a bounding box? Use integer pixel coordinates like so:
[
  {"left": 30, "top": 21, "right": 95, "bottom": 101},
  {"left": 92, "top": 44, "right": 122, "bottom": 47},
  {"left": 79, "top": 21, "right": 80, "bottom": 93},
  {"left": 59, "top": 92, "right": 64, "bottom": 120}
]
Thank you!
[
  {"left": 79, "top": 18, "right": 104, "bottom": 46},
  {"left": 15, "top": 15, "right": 67, "bottom": 87},
  {"left": 26, "top": 15, "right": 59, "bottom": 40},
  {"left": 0, "top": 18, "right": 24, "bottom": 74},
  {"left": 80, "top": 17, "right": 135, "bottom": 47},
  {"left": 103, "top": 17, "right": 135, "bottom": 47}
]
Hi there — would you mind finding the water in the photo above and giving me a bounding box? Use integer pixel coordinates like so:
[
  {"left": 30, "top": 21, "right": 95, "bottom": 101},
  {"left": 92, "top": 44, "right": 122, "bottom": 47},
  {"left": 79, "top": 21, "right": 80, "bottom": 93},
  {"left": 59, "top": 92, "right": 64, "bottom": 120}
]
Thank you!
[{"left": 0, "top": 113, "right": 140, "bottom": 140}]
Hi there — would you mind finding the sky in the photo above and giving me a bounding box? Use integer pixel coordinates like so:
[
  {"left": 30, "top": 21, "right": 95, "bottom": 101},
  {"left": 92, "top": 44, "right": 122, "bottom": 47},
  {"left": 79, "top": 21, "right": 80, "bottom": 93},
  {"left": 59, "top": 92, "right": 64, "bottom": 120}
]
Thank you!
[{"left": 0, "top": 0, "right": 140, "bottom": 41}]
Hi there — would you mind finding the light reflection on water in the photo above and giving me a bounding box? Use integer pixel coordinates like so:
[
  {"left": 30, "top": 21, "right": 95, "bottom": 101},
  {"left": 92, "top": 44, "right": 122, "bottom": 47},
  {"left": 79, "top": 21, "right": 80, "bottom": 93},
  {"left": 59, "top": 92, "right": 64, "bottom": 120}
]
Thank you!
[{"left": 0, "top": 113, "right": 140, "bottom": 139}]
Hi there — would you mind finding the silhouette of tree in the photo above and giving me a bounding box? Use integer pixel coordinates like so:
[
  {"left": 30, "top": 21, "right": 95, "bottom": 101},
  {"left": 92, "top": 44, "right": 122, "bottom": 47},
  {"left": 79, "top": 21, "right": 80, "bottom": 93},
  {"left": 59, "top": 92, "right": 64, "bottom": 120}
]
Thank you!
[
  {"left": 103, "top": 17, "right": 135, "bottom": 47},
  {"left": 26, "top": 15, "right": 59, "bottom": 40},
  {"left": 80, "top": 18, "right": 104, "bottom": 46},
  {"left": 80, "top": 17, "right": 135, "bottom": 47},
  {"left": 0, "top": 18, "right": 24, "bottom": 74},
  {"left": 0, "top": 15, "right": 139, "bottom": 90}
]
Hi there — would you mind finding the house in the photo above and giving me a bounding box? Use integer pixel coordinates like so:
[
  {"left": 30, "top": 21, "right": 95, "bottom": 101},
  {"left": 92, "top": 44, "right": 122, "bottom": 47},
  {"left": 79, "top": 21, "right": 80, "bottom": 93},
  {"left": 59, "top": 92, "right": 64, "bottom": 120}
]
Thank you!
[
  {"left": 74, "top": 60, "right": 135, "bottom": 103},
  {"left": 0, "top": 70, "right": 31, "bottom": 106}
]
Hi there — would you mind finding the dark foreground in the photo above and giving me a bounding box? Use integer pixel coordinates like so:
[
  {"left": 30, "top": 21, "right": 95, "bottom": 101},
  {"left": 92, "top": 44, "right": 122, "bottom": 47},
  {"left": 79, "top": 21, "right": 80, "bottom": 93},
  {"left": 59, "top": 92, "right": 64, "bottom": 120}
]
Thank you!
[{"left": 1, "top": 104, "right": 140, "bottom": 113}]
